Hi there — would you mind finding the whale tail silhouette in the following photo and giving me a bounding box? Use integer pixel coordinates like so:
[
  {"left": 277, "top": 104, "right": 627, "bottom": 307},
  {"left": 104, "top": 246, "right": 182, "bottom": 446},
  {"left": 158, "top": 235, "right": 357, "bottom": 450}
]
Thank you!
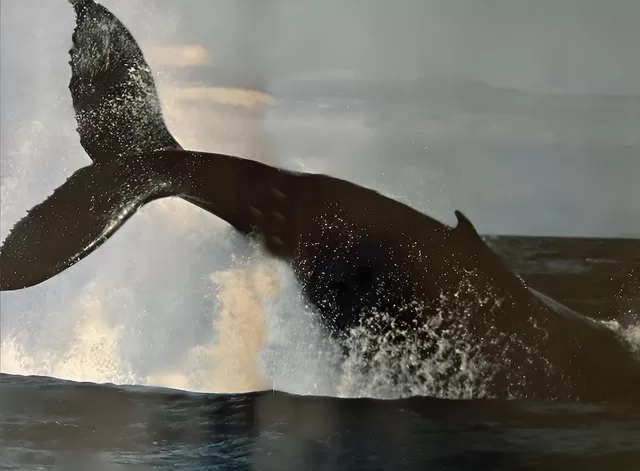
[
  {"left": 0, "top": 0, "right": 182, "bottom": 290},
  {"left": 0, "top": 145, "right": 305, "bottom": 291},
  {"left": 0, "top": 0, "right": 279, "bottom": 290}
]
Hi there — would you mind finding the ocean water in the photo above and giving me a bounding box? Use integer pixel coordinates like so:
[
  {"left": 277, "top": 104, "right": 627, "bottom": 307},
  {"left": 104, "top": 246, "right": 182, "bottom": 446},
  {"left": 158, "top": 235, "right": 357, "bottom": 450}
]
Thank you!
[{"left": 1, "top": 236, "right": 639, "bottom": 470}]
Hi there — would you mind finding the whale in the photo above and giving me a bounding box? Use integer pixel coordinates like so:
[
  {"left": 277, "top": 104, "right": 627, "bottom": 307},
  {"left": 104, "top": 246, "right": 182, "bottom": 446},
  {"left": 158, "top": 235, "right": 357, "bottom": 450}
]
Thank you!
[{"left": 1, "top": 0, "right": 638, "bottom": 404}]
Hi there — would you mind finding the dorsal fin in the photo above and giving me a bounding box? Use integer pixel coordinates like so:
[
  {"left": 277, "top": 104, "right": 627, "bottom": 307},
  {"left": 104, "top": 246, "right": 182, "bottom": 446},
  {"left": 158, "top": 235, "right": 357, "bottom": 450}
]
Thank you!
[{"left": 454, "top": 210, "right": 482, "bottom": 241}]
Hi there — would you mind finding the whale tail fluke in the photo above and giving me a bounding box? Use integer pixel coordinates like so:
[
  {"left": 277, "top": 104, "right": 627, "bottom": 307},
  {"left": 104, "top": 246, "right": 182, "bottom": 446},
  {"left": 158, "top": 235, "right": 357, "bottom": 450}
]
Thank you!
[
  {"left": 68, "top": 0, "right": 181, "bottom": 163},
  {"left": 1, "top": 0, "right": 185, "bottom": 291},
  {"left": 0, "top": 147, "right": 300, "bottom": 291},
  {"left": 0, "top": 0, "right": 288, "bottom": 291},
  {"left": 0, "top": 157, "right": 177, "bottom": 291}
]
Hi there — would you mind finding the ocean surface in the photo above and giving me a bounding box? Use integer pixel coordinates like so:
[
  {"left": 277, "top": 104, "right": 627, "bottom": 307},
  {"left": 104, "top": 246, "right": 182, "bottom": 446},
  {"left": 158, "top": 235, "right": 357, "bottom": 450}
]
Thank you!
[{"left": 1, "top": 235, "right": 639, "bottom": 470}]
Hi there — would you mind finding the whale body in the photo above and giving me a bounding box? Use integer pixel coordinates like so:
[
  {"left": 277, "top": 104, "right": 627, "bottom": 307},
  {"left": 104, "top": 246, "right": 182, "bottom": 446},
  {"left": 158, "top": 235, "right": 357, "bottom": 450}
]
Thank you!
[{"left": 1, "top": 0, "right": 638, "bottom": 404}]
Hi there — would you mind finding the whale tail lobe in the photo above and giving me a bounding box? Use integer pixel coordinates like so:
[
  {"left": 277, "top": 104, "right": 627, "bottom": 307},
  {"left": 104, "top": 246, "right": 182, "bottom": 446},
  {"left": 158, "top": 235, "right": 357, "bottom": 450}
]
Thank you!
[
  {"left": 0, "top": 157, "right": 180, "bottom": 291},
  {"left": 68, "top": 0, "right": 182, "bottom": 163}
]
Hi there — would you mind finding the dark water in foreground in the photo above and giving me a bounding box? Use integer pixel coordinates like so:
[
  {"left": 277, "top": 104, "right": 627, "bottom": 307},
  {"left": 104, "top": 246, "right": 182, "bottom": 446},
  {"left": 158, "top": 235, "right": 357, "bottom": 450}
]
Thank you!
[
  {"left": 1, "top": 236, "right": 639, "bottom": 470},
  {"left": 2, "top": 373, "right": 640, "bottom": 471}
]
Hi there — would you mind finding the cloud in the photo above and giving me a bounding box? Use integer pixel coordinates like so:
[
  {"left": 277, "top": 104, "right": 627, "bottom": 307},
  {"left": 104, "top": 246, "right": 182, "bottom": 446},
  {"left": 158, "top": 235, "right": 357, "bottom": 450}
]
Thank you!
[{"left": 147, "top": 44, "right": 211, "bottom": 67}]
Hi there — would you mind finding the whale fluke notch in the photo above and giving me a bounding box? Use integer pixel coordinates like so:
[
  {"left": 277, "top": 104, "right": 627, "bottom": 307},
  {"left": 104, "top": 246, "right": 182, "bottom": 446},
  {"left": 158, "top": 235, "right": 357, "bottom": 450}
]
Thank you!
[{"left": 68, "top": 0, "right": 182, "bottom": 163}]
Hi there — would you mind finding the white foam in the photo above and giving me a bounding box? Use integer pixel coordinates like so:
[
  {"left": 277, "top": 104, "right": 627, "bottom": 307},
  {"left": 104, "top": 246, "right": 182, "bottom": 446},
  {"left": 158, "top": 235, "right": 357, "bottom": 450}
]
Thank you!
[{"left": 598, "top": 312, "right": 640, "bottom": 355}]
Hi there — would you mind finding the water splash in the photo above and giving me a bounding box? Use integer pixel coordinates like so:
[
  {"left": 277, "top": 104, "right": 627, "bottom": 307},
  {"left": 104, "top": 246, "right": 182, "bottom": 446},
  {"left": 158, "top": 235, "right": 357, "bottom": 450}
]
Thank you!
[
  {"left": 599, "top": 312, "right": 640, "bottom": 355},
  {"left": 146, "top": 257, "right": 276, "bottom": 393},
  {"left": 336, "top": 308, "right": 494, "bottom": 400},
  {"left": 0, "top": 244, "right": 339, "bottom": 396},
  {"left": 1, "top": 285, "right": 136, "bottom": 385}
]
